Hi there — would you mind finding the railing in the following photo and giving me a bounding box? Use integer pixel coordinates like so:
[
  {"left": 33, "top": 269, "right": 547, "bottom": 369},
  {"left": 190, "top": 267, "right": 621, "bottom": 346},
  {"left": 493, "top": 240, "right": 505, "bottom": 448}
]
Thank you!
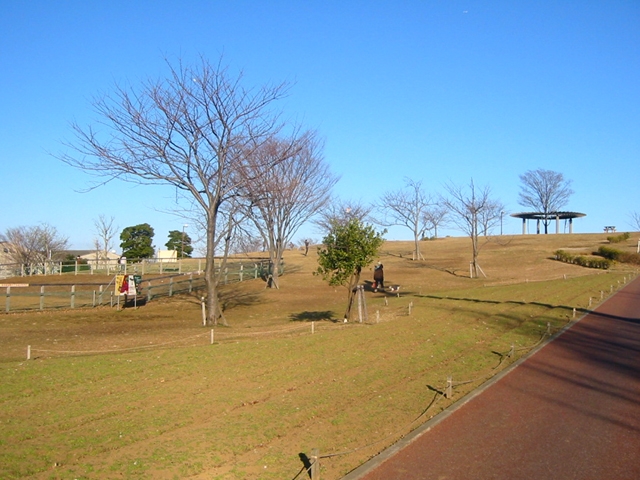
[{"left": 0, "top": 256, "right": 282, "bottom": 278}]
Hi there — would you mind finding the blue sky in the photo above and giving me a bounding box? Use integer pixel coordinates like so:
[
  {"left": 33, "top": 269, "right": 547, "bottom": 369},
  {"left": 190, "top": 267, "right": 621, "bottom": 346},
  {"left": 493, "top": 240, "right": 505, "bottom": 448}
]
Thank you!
[{"left": 1, "top": 0, "right": 638, "bottom": 250}]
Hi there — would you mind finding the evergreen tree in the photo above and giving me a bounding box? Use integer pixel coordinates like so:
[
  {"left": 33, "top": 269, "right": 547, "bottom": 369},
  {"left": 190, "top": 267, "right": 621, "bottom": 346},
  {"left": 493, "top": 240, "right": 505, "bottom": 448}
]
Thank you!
[
  {"left": 166, "top": 230, "right": 193, "bottom": 258},
  {"left": 316, "top": 218, "right": 385, "bottom": 321},
  {"left": 120, "top": 223, "right": 155, "bottom": 259}
]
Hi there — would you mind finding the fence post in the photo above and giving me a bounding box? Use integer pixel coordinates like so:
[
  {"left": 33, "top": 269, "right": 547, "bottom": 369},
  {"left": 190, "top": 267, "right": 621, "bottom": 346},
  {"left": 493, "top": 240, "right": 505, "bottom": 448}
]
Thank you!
[
  {"left": 40, "top": 286, "right": 45, "bottom": 310},
  {"left": 71, "top": 285, "right": 75, "bottom": 308},
  {"left": 446, "top": 376, "right": 452, "bottom": 399},
  {"left": 75, "top": 260, "right": 78, "bottom": 275},
  {"left": 5, "top": 286, "right": 10, "bottom": 313},
  {"left": 189, "top": 273, "right": 193, "bottom": 293},
  {"left": 169, "top": 277, "right": 173, "bottom": 297},
  {"left": 210, "top": 328, "right": 214, "bottom": 345},
  {"left": 201, "top": 297, "right": 206, "bottom": 326},
  {"left": 310, "top": 448, "right": 320, "bottom": 480},
  {"left": 312, "top": 321, "right": 315, "bottom": 334},
  {"left": 27, "top": 345, "right": 31, "bottom": 360},
  {"left": 92, "top": 290, "right": 96, "bottom": 307},
  {"left": 99, "top": 285, "right": 103, "bottom": 305},
  {"left": 239, "top": 264, "right": 244, "bottom": 282},
  {"left": 254, "top": 263, "right": 258, "bottom": 279}
]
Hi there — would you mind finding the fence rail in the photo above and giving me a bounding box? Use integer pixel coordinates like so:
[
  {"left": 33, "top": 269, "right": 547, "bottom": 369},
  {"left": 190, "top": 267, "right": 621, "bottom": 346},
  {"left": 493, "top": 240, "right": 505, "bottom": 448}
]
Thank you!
[{"left": 2, "top": 259, "right": 282, "bottom": 314}]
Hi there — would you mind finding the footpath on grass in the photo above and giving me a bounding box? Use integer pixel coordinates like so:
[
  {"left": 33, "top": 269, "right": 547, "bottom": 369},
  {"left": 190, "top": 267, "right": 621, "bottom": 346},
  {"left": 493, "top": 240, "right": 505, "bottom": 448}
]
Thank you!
[{"left": 345, "top": 275, "right": 640, "bottom": 480}]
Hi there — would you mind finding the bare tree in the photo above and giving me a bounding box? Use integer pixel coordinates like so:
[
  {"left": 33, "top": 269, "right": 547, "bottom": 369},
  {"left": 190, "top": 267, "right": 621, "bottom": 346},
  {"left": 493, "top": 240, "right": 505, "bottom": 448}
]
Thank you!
[
  {"left": 1, "top": 224, "right": 69, "bottom": 274},
  {"left": 423, "top": 205, "right": 449, "bottom": 239},
  {"left": 59, "top": 57, "right": 292, "bottom": 325},
  {"left": 378, "top": 178, "right": 432, "bottom": 260},
  {"left": 629, "top": 211, "right": 640, "bottom": 231},
  {"left": 93, "top": 214, "right": 118, "bottom": 267},
  {"left": 442, "top": 180, "right": 501, "bottom": 278},
  {"left": 479, "top": 199, "right": 506, "bottom": 236},
  {"left": 518, "top": 169, "right": 574, "bottom": 234},
  {"left": 313, "top": 199, "right": 373, "bottom": 234},
  {"left": 241, "top": 132, "right": 338, "bottom": 287}
]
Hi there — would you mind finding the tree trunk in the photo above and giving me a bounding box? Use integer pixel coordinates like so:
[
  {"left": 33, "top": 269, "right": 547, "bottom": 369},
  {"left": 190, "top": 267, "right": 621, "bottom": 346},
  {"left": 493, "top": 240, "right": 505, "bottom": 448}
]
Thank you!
[
  {"left": 204, "top": 211, "right": 227, "bottom": 326},
  {"left": 343, "top": 270, "right": 361, "bottom": 321}
]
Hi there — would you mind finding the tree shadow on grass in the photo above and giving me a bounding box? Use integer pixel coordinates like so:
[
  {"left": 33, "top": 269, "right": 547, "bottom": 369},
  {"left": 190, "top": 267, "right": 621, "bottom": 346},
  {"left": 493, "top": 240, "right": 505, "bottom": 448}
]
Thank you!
[{"left": 290, "top": 310, "right": 336, "bottom": 322}]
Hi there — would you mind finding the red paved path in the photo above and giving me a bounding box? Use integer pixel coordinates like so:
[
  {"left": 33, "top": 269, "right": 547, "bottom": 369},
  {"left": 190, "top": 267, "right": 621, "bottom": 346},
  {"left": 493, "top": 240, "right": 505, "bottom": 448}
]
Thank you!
[{"left": 345, "top": 276, "right": 640, "bottom": 480}]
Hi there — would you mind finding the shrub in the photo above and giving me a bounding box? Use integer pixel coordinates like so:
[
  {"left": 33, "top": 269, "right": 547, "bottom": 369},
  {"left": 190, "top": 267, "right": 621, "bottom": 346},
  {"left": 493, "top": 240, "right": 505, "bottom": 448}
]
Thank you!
[
  {"left": 607, "top": 232, "right": 630, "bottom": 243},
  {"left": 554, "top": 250, "right": 611, "bottom": 270},
  {"left": 597, "top": 246, "right": 622, "bottom": 261}
]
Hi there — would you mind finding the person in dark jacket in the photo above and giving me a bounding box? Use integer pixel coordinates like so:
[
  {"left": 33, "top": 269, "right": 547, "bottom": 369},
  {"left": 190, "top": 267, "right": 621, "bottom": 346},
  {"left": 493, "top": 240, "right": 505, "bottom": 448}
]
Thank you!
[{"left": 373, "top": 262, "right": 384, "bottom": 292}]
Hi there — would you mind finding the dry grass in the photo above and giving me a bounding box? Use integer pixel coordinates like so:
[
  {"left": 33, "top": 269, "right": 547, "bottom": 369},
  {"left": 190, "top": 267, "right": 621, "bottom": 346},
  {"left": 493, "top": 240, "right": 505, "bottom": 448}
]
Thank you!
[{"left": 0, "top": 233, "right": 638, "bottom": 479}]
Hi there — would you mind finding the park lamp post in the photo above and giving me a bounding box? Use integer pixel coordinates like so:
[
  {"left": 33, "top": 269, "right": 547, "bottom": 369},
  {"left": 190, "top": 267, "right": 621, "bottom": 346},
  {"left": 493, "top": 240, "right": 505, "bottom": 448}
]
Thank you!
[{"left": 181, "top": 224, "right": 188, "bottom": 259}]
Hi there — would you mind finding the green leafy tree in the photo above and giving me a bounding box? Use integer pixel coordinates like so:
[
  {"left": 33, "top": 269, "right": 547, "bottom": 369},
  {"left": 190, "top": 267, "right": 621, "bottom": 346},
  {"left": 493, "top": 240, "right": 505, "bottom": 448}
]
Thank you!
[
  {"left": 166, "top": 230, "right": 193, "bottom": 258},
  {"left": 316, "top": 218, "right": 385, "bottom": 321},
  {"left": 120, "top": 223, "right": 155, "bottom": 259}
]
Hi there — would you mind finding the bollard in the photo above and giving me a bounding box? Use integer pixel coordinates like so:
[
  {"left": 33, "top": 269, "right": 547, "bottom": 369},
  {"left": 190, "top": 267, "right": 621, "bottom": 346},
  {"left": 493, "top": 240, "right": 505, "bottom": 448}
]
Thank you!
[
  {"left": 201, "top": 297, "right": 206, "bottom": 326},
  {"left": 546, "top": 322, "right": 551, "bottom": 335},
  {"left": 573, "top": 307, "right": 576, "bottom": 319},
  {"left": 310, "top": 448, "right": 320, "bottom": 480},
  {"left": 600, "top": 290, "right": 604, "bottom": 300},
  {"left": 311, "top": 321, "right": 315, "bottom": 334},
  {"left": 27, "top": 345, "right": 31, "bottom": 360},
  {"left": 446, "top": 376, "right": 453, "bottom": 399},
  {"left": 588, "top": 297, "right": 592, "bottom": 307},
  {"left": 210, "top": 329, "right": 214, "bottom": 345},
  {"left": 408, "top": 301, "right": 413, "bottom": 315}
]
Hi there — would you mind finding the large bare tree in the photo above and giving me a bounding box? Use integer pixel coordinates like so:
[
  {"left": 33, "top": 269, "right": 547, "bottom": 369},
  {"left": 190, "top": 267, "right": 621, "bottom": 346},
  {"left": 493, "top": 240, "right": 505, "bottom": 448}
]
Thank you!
[
  {"left": 378, "top": 178, "right": 432, "bottom": 260},
  {"left": 1, "top": 224, "right": 69, "bottom": 274},
  {"left": 518, "top": 169, "right": 574, "bottom": 234},
  {"left": 241, "top": 132, "right": 338, "bottom": 287},
  {"left": 442, "top": 180, "right": 503, "bottom": 278},
  {"left": 59, "top": 57, "right": 291, "bottom": 325}
]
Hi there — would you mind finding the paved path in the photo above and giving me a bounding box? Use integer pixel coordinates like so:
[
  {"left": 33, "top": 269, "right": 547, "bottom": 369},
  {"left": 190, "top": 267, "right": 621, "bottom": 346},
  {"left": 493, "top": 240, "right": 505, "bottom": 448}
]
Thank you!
[{"left": 345, "top": 276, "right": 640, "bottom": 480}]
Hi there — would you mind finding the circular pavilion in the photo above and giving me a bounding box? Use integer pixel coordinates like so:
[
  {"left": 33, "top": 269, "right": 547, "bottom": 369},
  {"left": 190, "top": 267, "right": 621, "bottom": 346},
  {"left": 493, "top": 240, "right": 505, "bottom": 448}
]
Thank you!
[{"left": 510, "top": 211, "right": 586, "bottom": 234}]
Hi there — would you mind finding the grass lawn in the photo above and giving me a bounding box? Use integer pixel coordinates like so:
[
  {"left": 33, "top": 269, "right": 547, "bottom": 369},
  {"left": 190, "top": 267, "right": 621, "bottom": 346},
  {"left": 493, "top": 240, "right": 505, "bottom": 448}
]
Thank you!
[{"left": 0, "top": 233, "right": 638, "bottom": 479}]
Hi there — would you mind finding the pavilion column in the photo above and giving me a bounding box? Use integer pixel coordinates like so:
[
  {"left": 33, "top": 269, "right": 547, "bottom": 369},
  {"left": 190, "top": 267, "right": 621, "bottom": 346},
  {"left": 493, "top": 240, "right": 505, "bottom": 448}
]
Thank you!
[{"left": 569, "top": 217, "right": 574, "bottom": 234}]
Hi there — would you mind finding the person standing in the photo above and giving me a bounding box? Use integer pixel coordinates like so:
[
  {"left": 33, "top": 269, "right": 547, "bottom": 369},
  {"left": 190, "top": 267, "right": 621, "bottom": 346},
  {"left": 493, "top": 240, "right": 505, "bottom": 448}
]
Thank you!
[{"left": 373, "top": 261, "right": 384, "bottom": 292}]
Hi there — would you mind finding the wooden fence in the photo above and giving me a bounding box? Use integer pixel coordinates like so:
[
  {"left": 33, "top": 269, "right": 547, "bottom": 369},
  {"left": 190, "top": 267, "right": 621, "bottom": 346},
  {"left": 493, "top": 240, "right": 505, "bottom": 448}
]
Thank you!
[
  {"left": 0, "top": 257, "right": 213, "bottom": 278},
  {"left": 2, "top": 259, "right": 281, "bottom": 314}
]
